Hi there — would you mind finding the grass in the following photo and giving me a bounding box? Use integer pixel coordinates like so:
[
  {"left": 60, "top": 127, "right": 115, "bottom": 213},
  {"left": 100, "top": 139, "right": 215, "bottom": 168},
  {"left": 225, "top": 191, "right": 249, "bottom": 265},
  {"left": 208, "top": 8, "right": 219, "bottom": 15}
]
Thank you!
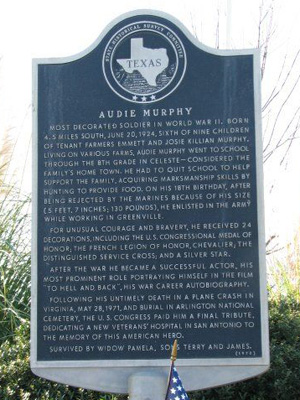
[
  {"left": 268, "top": 228, "right": 300, "bottom": 304},
  {"left": 0, "top": 185, "right": 31, "bottom": 343}
]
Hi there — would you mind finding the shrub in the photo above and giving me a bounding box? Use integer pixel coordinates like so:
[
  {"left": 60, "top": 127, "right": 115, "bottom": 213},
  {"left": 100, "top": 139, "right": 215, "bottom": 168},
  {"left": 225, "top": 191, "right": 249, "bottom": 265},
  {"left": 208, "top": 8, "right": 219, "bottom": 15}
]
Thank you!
[{"left": 0, "top": 322, "right": 121, "bottom": 399}]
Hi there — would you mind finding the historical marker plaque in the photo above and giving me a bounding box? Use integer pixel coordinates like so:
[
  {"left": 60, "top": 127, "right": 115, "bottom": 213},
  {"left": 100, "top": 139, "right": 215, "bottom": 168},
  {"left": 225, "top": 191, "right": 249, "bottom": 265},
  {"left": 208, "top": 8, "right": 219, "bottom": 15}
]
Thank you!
[{"left": 32, "top": 10, "right": 269, "bottom": 393}]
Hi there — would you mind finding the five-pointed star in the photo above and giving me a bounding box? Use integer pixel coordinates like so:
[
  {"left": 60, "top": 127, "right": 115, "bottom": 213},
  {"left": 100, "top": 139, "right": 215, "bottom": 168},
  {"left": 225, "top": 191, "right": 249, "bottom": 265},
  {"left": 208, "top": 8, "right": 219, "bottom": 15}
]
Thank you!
[
  {"left": 132, "top": 95, "right": 138, "bottom": 101},
  {"left": 173, "top": 377, "right": 178, "bottom": 383},
  {"left": 171, "top": 388, "right": 176, "bottom": 394},
  {"left": 177, "top": 385, "right": 183, "bottom": 391},
  {"left": 141, "top": 96, "right": 147, "bottom": 102},
  {"left": 150, "top": 94, "right": 156, "bottom": 100}
]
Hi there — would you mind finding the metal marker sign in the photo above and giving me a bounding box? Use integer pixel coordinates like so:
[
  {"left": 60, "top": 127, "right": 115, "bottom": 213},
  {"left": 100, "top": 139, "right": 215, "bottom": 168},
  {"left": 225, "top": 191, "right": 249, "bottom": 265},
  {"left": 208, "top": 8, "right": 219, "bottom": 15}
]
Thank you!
[{"left": 31, "top": 10, "right": 269, "bottom": 393}]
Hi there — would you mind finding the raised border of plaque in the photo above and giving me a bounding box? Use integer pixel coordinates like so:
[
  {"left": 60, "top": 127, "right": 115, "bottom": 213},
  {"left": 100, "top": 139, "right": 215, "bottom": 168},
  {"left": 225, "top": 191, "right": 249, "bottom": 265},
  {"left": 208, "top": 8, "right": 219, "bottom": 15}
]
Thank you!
[{"left": 31, "top": 9, "right": 269, "bottom": 393}]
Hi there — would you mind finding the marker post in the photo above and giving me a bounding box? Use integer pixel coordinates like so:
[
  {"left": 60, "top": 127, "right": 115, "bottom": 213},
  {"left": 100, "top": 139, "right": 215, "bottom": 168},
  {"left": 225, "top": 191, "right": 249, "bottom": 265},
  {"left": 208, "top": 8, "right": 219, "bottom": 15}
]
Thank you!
[
  {"left": 129, "top": 341, "right": 177, "bottom": 400},
  {"left": 128, "top": 370, "right": 168, "bottom": 400}
]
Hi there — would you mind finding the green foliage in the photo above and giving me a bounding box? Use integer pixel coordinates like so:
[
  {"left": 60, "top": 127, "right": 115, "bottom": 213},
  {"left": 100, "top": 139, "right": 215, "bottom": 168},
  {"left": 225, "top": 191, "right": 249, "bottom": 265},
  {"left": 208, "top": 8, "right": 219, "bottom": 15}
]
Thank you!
[
  {"left": 0, "top": 189, "right": 31, "bottom": 343},
  {"left": 0, "top": 323, "right": 121, "bottom": 400},
  {"left": 1, "top": 296, "right": 299, "bottom": 399}
]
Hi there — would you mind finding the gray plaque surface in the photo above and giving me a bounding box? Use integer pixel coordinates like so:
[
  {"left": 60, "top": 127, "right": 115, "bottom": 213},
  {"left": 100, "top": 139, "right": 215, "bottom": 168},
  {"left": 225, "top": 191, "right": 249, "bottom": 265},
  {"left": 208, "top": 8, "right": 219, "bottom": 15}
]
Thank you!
[{"left": 31, "top": 10, "right": 269, "bottom": 393}]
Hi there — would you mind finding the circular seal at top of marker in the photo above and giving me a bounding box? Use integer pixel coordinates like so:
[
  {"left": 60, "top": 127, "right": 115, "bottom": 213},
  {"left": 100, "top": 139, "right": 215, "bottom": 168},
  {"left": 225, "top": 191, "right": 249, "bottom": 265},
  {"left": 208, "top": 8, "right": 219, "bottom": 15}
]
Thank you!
[{"left": 103, "top": 20, "right": 186, "bottom": 103}]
